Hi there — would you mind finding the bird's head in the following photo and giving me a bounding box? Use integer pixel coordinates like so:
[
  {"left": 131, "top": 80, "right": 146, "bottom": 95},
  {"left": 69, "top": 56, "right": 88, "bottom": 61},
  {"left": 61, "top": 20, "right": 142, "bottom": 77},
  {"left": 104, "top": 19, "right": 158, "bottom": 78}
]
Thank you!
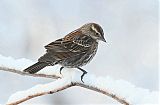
[{"left": 80, "top": 23, "right": 106, "bottom": 42}]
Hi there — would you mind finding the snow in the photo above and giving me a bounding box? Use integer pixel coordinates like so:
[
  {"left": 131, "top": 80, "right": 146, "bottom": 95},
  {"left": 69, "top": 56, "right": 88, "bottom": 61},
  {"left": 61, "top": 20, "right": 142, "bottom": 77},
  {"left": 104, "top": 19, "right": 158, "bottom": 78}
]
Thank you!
[
  {"left": 0, "top": 54, "right": 159, "bottom": 105},
  {"left": 0, "top": 54, "right": 61, "bottom": 76},
  {"left": 7, "top": 78, "right": 71, "bottom": 104},
  {"left": 73, "top": 74, "right": 159, "bottom": 104},
  {"left": 0, "top": 54, "right": 33, "bottom": 70}
]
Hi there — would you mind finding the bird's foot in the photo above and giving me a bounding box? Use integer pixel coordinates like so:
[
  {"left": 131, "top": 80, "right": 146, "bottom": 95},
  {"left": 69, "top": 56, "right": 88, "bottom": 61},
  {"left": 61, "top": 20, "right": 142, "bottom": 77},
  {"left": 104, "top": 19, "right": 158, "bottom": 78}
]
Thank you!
[
  {"left": 81, "top": 70, "right": 87, "bottom": 83},
  {"left": 60, "top": 67, "right": 64, "bottom": 74},
  {"left": 77, "top": 67, "right": 87, "bottom": 83}
]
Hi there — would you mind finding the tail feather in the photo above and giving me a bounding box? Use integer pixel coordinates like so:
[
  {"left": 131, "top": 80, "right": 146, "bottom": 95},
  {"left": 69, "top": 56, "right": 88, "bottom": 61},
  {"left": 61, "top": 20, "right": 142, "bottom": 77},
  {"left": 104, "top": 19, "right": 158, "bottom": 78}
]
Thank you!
[{"left": 24, "top": 62, "right": 48, "bottom": 74}]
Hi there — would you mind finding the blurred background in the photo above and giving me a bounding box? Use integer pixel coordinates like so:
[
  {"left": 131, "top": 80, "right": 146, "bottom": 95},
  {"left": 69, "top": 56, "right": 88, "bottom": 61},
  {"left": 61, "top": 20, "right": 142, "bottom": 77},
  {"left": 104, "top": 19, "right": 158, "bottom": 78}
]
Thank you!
[{"left": 0, "top": 0, "right": 158, "bottom": 104}]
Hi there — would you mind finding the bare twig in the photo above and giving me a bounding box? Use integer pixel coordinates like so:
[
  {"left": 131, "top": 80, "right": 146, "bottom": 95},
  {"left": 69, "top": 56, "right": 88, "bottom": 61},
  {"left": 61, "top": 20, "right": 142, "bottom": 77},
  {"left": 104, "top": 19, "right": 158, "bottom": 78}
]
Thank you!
[
  {"left": 0, "top": 67, "right": 130, "bottom": 105},
  {"left": 75, "top": 82, "right": 129, "bottom": 105},
  {"left": 7, "top": 82, "right": 72, "bottom": 105},
  {"left": 0, "top": 67, "right": 60, "bottom": 79}
]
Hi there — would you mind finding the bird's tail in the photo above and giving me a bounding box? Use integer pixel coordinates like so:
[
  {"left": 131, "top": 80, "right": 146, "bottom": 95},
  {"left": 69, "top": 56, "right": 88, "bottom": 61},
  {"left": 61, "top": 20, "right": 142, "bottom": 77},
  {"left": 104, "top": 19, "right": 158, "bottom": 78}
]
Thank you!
[{"left": 24, "top": 62, "right": 48, "bottom": 74}]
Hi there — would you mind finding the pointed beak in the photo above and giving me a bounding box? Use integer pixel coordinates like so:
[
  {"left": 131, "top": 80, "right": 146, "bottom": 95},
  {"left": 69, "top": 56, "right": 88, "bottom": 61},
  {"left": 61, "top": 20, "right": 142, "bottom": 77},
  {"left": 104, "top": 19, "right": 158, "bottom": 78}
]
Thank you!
[{"left": 100, "top": 36, "right": 106, "bottom": 42}]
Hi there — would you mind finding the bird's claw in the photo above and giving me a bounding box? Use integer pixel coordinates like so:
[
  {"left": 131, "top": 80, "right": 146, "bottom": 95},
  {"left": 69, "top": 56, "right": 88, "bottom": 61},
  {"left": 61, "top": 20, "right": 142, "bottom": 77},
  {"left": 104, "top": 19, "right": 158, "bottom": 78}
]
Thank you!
[
  {"left": 60, "top": 67, "right": 64, "bottom": 74},
  {"left": 81, "top": 70, "right": 87, "bottom": 83}
]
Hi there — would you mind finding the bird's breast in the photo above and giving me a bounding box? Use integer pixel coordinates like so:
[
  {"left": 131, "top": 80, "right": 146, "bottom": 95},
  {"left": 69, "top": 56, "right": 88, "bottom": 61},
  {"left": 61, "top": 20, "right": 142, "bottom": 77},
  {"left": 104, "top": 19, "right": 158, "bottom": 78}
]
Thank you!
[{"left": 60, "top": 42, "right": 98, "bottom": 68}]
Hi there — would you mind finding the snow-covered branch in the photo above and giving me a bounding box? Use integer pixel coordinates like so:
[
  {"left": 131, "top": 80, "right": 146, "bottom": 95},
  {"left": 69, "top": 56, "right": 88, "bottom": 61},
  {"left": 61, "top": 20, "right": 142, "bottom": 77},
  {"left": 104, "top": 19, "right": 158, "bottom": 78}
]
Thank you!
[
  {"left": 0, "top": 67, "right": 60, "bottom": 79},
  {"left": 6, "top": 78, "right": 130, "bottom": 105},
  {"left": 7, "top": 78, "right": 72, "bottom": 105},
  {"left": 0, "top": 55, "right": 158, "bottom": 105}
]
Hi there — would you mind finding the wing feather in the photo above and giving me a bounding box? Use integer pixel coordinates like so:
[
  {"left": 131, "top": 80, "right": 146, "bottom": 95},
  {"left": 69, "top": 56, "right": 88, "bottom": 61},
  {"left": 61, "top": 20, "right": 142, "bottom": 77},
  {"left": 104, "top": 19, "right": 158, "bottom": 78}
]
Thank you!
[{"left": 44, "top": 30, "right": 94, "bottom": 60}]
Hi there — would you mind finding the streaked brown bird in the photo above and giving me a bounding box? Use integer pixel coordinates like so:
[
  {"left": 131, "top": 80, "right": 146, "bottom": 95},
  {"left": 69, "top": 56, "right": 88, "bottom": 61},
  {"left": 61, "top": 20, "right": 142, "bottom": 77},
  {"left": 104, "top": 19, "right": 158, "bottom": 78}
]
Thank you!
[{"left": 24, "top": 23, "right": 106, "bottom": 82}]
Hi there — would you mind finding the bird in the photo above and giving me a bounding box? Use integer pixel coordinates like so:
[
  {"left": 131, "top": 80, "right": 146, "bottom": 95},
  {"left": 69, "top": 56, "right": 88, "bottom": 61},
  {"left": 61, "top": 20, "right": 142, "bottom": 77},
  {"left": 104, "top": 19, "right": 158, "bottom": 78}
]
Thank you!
[{"left": 24, "top": 23, "right": 106, "bottom": 82}]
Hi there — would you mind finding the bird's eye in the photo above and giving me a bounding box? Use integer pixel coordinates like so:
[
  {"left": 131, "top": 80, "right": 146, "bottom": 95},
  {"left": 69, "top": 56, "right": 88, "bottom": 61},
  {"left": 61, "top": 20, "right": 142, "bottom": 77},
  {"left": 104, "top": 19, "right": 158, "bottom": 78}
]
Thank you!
[{"left": 96, "top": 32, "right": 99, "bottom": 36}]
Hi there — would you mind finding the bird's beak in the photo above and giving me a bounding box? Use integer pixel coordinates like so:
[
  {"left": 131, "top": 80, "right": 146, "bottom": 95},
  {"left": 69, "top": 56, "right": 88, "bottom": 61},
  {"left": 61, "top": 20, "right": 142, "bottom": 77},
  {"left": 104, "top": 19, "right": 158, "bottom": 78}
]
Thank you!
[{"left": 100, "top": 36, "right": 106, "bottom": 42}]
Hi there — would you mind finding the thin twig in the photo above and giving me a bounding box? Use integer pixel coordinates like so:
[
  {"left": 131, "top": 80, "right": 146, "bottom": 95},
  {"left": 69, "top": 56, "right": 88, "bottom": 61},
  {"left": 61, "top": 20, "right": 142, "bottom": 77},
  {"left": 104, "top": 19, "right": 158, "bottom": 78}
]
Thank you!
[
  {"left": 74, "top": 82, "right": 129, "bottom": 105},
  {"left": 0, "top": 67, "right": 60, "bottom": 79},
  {"left": 0, "top": 67, "right": 130, "bottom": 105},
  {"left": 7, "top": 83, "right": 72, "bottom": 105}
]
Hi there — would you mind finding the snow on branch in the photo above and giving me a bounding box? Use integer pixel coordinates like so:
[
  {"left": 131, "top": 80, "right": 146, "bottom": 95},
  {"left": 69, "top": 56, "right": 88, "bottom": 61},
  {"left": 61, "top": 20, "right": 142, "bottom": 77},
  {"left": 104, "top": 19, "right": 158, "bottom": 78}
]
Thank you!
[
  {"left": 7, "top": 78, "right": 72, "bottom": 105},
  {"left": 0, "top": 55, "right": 61, "bottom": 79},
  {"left": 0, "top": 66, "right": 60, "bottom": 79},
  {"left": 0, "top": 54, "right": 158, "bottom": 105}
]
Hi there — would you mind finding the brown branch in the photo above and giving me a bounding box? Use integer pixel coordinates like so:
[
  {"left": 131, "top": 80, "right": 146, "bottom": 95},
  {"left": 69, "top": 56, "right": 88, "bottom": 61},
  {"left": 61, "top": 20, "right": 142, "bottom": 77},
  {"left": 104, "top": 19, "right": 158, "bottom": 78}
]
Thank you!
[
  {"left": 0, "top": 67, "right": 60, "bottom": 79},
  {"left": 75, "top": 82, "right": 129, "bottom": 105},
  {"left": 0, "top": 67, "right": 130, "bottom": 105},
  {"left": 7, "top": 81, "right": 130, "bottom": 105},
  {"left": 7, "top": 83, "right": 72, "bottom": 105}
]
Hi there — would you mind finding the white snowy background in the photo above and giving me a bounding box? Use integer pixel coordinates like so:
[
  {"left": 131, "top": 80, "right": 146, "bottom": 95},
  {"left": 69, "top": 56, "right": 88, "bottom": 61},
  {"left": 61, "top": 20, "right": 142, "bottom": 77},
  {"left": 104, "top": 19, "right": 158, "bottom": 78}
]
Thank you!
[{"left": 0, "top": 0, "right": 158, "bottom": 105}]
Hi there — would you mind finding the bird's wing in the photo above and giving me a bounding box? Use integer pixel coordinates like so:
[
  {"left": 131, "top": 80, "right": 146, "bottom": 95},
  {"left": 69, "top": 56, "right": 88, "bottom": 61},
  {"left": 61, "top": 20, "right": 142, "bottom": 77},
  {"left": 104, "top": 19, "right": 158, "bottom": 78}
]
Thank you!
[
  {"left": 44, "top": 31, "right": 94, "bottom": 60},
  {"left": 45, "top": 38, "right": 68, "bottom": 52}
]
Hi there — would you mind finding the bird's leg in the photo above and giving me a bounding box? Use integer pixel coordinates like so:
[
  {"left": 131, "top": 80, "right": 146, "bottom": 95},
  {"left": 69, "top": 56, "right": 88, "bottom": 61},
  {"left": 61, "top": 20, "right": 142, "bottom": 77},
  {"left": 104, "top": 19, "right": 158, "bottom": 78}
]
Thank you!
[
  {"left": 60, "top": 67, "right": 64, "bottom": 74},
  {"left": 77, "top": 67, "right": 87, "bottom": 83}
]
